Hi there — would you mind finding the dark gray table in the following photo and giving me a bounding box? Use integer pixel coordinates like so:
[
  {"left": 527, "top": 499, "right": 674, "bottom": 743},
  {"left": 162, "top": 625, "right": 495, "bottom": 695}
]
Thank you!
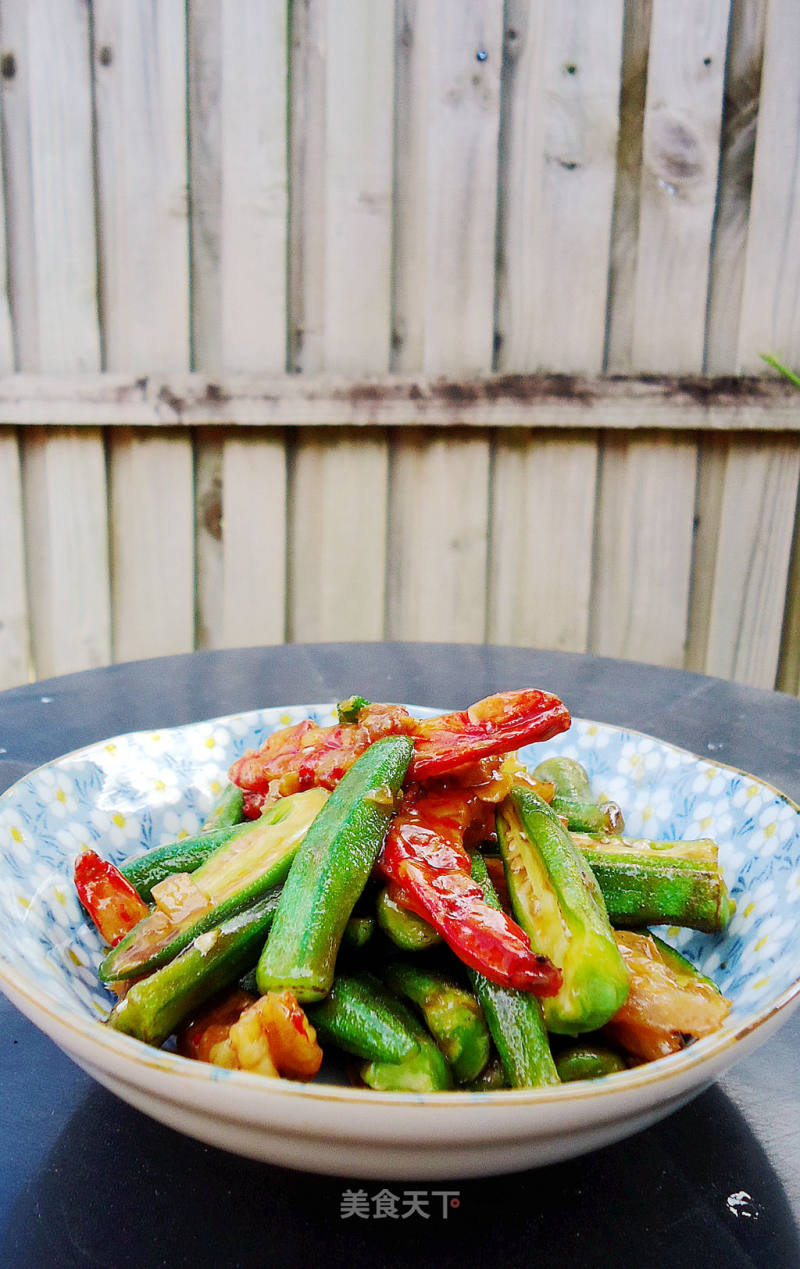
[{"left": 1, "top": 643, "right": 799, "bottom": 1268}]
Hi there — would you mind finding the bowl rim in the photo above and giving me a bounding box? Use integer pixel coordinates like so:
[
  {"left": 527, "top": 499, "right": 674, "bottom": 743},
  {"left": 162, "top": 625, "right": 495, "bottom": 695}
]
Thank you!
[{"left": 2, "top": 703, "right": 800, "bottom": 1112}]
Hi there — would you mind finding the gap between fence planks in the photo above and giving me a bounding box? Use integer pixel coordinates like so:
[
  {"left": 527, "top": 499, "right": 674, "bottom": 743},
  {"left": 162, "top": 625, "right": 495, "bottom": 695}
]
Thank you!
[{"left": 0, "top": 372, "right": 796, "bottom": 429}]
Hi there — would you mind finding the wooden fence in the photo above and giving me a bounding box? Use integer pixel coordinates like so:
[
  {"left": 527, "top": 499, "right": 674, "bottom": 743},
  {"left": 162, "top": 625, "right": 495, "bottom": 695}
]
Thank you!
[{"left": 0, "top": 0, "right": 798, "bottom": 697}]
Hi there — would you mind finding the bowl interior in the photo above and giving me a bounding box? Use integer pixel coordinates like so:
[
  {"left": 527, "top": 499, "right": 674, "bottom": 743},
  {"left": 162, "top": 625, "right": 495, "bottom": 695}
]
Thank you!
[{"left": 1, "top": 704, "right": 799, "bottom": 1056}]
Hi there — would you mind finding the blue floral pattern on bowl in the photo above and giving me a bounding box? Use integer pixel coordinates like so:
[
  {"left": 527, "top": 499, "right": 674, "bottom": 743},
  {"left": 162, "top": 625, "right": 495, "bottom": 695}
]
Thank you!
[{"left": 1, "top": 705, "right": 799, "bottom": 1039}]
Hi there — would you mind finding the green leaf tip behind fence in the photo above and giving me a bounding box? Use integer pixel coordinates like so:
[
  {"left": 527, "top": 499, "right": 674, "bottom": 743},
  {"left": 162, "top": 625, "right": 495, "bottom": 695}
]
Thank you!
[{"left": 760, "top": 353, "right": 800, "bottom": 389}]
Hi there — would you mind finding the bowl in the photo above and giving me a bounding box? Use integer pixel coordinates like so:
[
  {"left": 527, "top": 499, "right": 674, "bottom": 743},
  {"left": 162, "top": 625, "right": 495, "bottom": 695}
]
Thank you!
[{"left": 1, "top": 703, "right": 799, "bottom": 1179}]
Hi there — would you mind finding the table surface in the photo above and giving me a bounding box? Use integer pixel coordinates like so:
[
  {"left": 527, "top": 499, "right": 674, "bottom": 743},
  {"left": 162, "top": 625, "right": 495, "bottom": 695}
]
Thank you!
[{"left": 1, "top": 643, "right": 799, "bottom": 1268}]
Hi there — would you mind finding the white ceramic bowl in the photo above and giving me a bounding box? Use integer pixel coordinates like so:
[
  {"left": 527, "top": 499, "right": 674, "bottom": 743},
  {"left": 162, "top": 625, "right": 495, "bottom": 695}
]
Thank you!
[{"left": 1, "top": 703, "right": 799, "bottom": 1179}]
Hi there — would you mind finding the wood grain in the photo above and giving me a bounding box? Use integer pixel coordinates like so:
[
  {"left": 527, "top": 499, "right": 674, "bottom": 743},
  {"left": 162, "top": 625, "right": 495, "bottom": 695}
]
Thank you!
[
  {"left": 1, "top": 0, "right": 109, "bottom": 681},
  {"left": 0, "top": 372, "right": 795, "bottom": 430},
  {"left": 705, "top": 437, "right": 800, "bottom": 688},
  {"left": 631, "top": 0, "right": 730, "bottom": 373},
  {"left": 491, "top": 1, "right": 621, "bottom": 654},
  {"left": 94, "top": 1, "right": 195, "bottom": 663},
  {"left": 488, "top": 430, "right": 598, "bottom": 651},
  {"left": 188, "top": 0, "right": 289, "bottom": 650},
  {"left": 705, "top": 0, "right": 766, "bottom": 374},
  {"left": 388, "top": 0, "right": 503, "bottom": 641},
  {"left": 690, "top": 1, "right": 767, "bottom": 676},
  {"left": 0, "top": 4, "right": 796, "bottom": 699},
  {"left": 289, "top": 0, "right": 393, "bottom": 643},
  {"left": 590, "top": 431, "right": 697, "bottom": 668},
  {"left": 737, "top": 0, "right": 800, "bottom": 371},
  {"left": 496, "top": 0, "right": 624, "bottom": 373},
  {"left": 387, "top": 428, "right": 492, "bottom": 642}
]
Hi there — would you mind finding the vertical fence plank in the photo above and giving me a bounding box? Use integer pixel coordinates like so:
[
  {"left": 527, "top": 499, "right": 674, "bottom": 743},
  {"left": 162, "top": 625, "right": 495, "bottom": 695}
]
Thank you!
[
  {"left": 221, "top": 434, "right": 287, "bottom": 646},
  {"left": 288, "top": 0, "right": 393, "bottom": 642},
  {"left": 631, "top": 0, "right": 730, "bottom": 372},
  {"left": 218, "top": 1, "right": 288, "bottom": 373},
  {"left": 388, "top": 429, "right": 493, "bottom": 642},
  {"left": 488, "top": 431, "right": 598, "bottom": 651},
  {"left": 215, "top": 425, "right": 287, "bottom": 647},
  {"left": 94, "top": 1, "right": 194, "bottom": 664},
  {"left": 94, "top": 3, "right": 190, "bottom": 368},
  {"left": 290, "top": 429, "right": 387, "bottom": 640},
  {"left": 1, "top": 0, "right": 109, "bottom": 681},
  {"left": 392, "top": 0, "right": 502, "bottom": 376},
  {"left": 704, "top": 438, "right": 800, "bottom": 688},
  {"left": 21, "top": 426, "right": 112, "bottom": 677},
  {"left": 388, "top": 0, "right": 503, "bottom": 642},
  {"left": 584, "top": 7, "right": 660, "bottom": 664},
  {"left": 186, "top": 2, "right": 225, "bottom": 651},
  {"left": 590, "top": 431, "right": 697, "bottom": 668},
  {"left": 1, "top": 0, "right": 100, "bottom": 373},
  {"left": 490, "top": 1, "right": 622, "bottom": 651},
  {"left": 321, "top": 2, "right": 394, "bottom": 378},
  {"left": 189, "top": 0, "right": 288, "bottom": 649},
  {"left": 687, "top": 1, "right": 767, "bottom": 674},
  {"left": 698, "top": 1, "right": 800, "bottom": 689},
  {"left": 595, "top": 2, "right": 728, "bottom": 670},
  {"left": 496, "top": 1, "right": 624, "bottom": 373},
  {"left": 705, "top": 0, "right": 766, "bottom": 374},
  {"left": 186, "top": 0, "right": 222, "bottom": 378},
  {"left": 736, "top": 0, "right": 800, "bottom": 372}
]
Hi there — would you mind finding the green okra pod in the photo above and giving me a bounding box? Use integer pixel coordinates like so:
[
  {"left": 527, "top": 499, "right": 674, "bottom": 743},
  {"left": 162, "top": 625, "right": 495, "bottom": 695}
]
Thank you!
[
  {"left": 575, "top": 837, "right": 734, "bottom": 933},
  {"left": 100, "top": 787, "right": 329, "bottom": 983},
  {"left": 532, "top": 756, "right": 594, "bottom": 801},
  {"left": 360, "top": 996, "right": 453, "bottom": 1092},
  {"left": 307, "top": 971, "right": 452, "bottom": 1091},
  {"left": 551, "top": 795, "right": 624, "bottom": 835},
  {"left": 342, "top": 914, "right": 376, "bottom": 950},
  {"left": 383, "top": 960, "right": 490, "bottom": 1084},
  {"left": 649, "top": 933, "right": 725, "bottom": 993},
  {"left": 534, "top": 755, "right": 623, "bottom": 833},
  {"left": 108, "top": 889, "right": 282, "bottom": 1047},
  {"left": 306, "top": 972, "right": 420, "bottom": 1064},
  {"left": 201, "top": 782, "right": 246, "bottom": 831},
  {"left": 463, "top": 1054, "right": 508, "bottom": 1091},
  {"left": 572, "top": 833, "right": 720, "bottom": 862},
  {"left": 375, "top": 886, "right": 442, "bottom": 951},
  {"left": 466, "top": 853, "right": 559, "bottom": 1088},
  {"left": 498, "top": 786, "right": 629, "bottom": 1035},
  {"left": 120, "top": 823, "right": 246, "bottom": 902},
  {"left": 554, "top": 1042, "right": 627, "bottom": 1082},
  {"left": 256, "top": 736, "right": 413, "bottom": 1002},
  {"left": 121, "top": 784, "right": 248, "bottom": 902}
]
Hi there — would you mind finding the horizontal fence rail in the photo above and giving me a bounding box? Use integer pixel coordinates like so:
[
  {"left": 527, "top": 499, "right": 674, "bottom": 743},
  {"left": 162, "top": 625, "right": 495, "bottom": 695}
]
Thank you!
[
  {"left": 0, "top": 373, "right": 798, "bottom": 430},
  {"left": 0, "top": 0, "right": 798, "bottom": 701}
]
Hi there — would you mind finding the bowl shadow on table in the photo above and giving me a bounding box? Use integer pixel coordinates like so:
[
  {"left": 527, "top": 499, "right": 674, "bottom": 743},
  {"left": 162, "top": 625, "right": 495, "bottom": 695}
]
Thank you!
[{"left": 1, "top": 1080, "right": 797, "bottom": 1269}]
